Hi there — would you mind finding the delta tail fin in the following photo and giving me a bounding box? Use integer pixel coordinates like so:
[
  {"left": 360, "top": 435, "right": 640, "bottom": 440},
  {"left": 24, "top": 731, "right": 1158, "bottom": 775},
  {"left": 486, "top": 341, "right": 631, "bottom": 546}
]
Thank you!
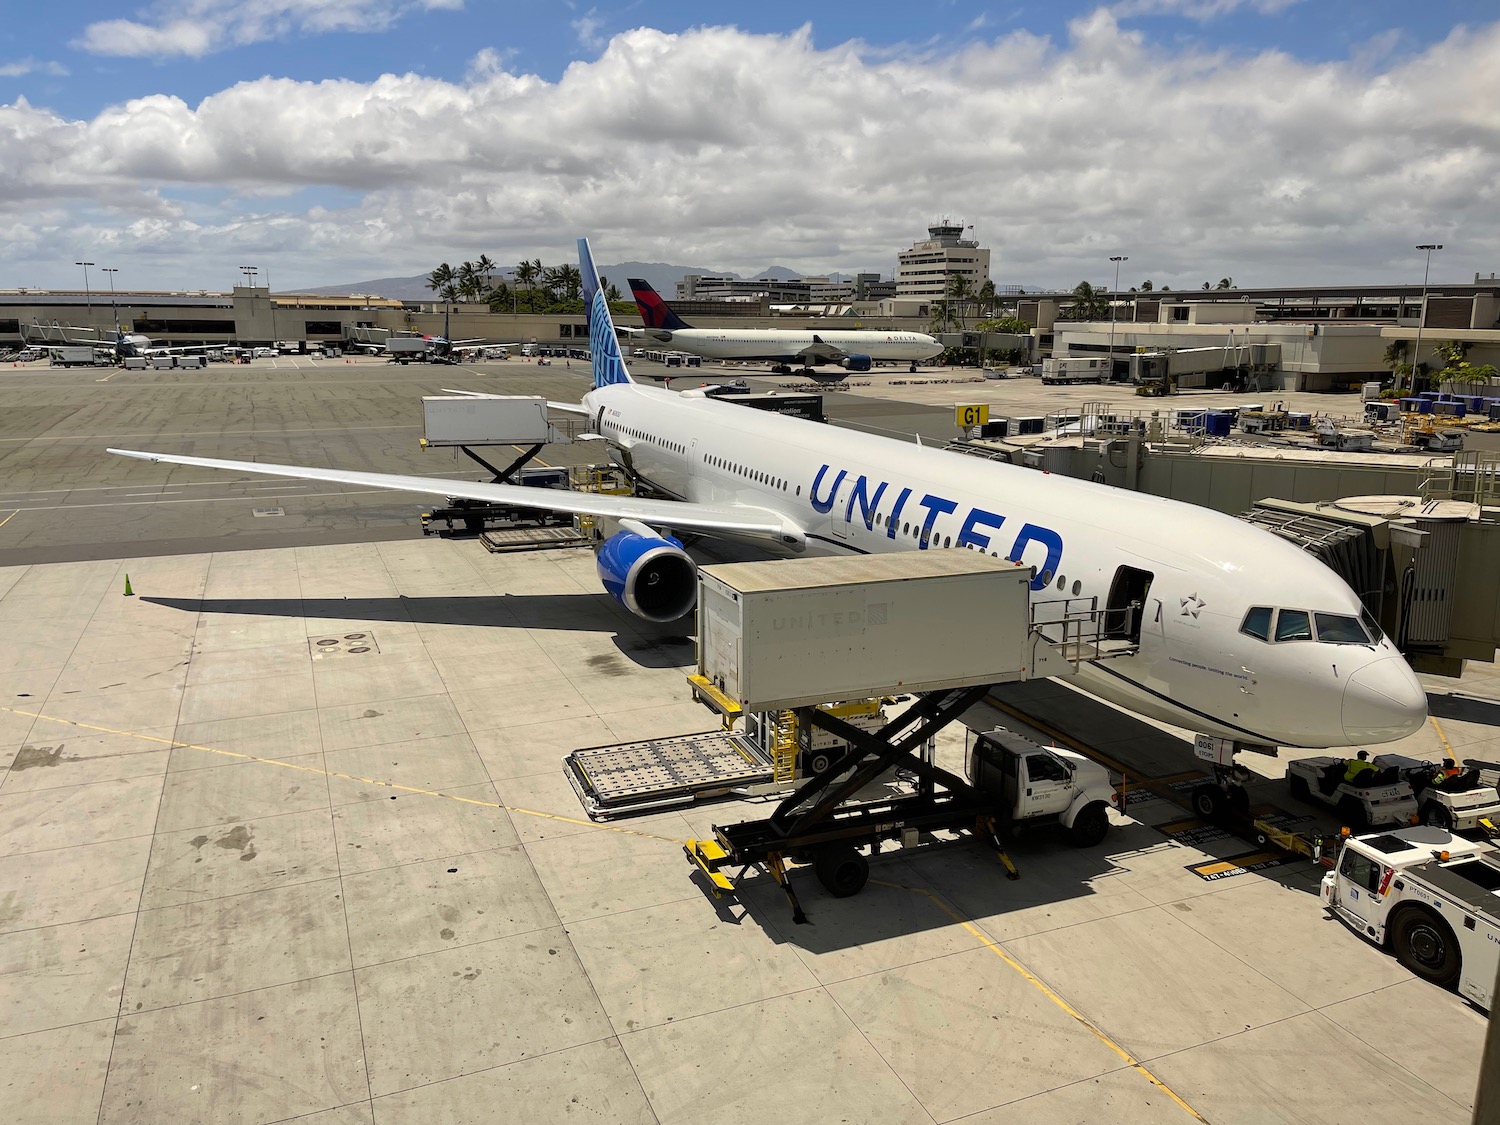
[
  {"left": 579, "top": 237, "right": 633, "bottom": 389},
  {"left": 629, "top": 278, "right": 693, "bottom": 331}
]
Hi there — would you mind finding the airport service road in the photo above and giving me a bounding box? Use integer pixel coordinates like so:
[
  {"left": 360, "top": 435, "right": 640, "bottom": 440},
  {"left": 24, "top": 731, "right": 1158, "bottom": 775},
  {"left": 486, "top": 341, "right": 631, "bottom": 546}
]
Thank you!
[
  {"left": 0, "top": 358, "right": 953, "bottom": 567},
  {"left": 0, "top": 359, "right": 600, "bottom": 566}
]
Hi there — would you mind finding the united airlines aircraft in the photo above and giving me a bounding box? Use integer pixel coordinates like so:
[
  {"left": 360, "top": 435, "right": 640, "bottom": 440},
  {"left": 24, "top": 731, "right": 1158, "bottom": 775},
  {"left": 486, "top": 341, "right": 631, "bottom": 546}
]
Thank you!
[
  {"left": 111, "top": 237, "right": 1426, "bottom": 768},
  {"left": 628, "top": 278, "right": 942, "bottom": 378}
]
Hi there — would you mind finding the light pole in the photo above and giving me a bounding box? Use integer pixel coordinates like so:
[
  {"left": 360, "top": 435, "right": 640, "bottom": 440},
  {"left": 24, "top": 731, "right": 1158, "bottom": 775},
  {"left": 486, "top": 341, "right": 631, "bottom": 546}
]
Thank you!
[
  {"left": 239, "top": 266, "right": 260, "bottom": 347},
  {"left": 1108, "top": 255, "right": 1128, "bottom": 379},
  {"left": 75, "top": 261, "right": 95, "bottom": 337},
  {"left": 1409, "top": 244, "right": 1442, "bottom": 393},
  {"left": 100, "top": 268, "right": 119, "bottom": 335}
]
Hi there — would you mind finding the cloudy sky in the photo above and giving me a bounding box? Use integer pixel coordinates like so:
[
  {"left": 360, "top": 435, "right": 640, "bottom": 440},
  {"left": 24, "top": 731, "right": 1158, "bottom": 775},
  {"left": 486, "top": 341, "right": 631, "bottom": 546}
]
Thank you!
[{"left": 3, "top": 0, "right": 1496, "bottom": 293}]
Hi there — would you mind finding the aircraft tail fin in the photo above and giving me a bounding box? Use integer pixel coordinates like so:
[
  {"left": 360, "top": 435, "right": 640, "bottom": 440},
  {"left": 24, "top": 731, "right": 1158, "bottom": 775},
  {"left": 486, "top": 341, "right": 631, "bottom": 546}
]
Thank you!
[
  {"left": 579, "top": 237, "right": 634, "bottom": 389},
  {"left": 629, "top": 278, "right": 693, "bottom": 331}
]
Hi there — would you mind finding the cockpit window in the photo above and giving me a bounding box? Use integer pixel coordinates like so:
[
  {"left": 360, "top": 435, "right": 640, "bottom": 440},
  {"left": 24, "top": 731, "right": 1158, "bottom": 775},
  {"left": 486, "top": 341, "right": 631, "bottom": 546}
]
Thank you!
[
  {"left": 1240, "top": 607, "right": 1272, "bottom": 641},
  {"left": 1315, "top": 613, "right": 1371, "bottom": 644},
  {"left": 1274, "top": 609, "right": 1313, "bottom": 642},
  {"left": 1361, "top": 608, "right": 1384, "bottom": 643}
]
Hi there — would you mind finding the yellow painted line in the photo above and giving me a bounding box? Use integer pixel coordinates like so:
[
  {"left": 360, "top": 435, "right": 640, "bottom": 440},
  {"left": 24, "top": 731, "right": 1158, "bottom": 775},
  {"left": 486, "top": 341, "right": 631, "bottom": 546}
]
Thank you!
[
  {"left": 871, "top": 877, "right": 1207, "bottom": 1122},
  {"left": 0, "top": 509, "right": 17, "bottom": 529},
  {"left": 1, "top": 705, "right": 681, "bottom": 845},
  {"left": 94, "top": 370, "right": 120, "bottom": 383},
  {"left": 1430, "top": 714, "right": 1455, "bottom": 760},
  {"left": 1189, "top": 852, "right": 1282, "bottom": 878}
]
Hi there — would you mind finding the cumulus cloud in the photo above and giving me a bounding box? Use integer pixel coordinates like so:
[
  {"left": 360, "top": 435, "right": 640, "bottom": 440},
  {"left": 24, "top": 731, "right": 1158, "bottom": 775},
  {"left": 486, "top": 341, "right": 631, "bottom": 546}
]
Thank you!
[
  {"left": 75, "top": 0, "right": 463, "bottom": 58},
  {"left": 9, "top": 14, "right": 1500, "bottom": 289}
]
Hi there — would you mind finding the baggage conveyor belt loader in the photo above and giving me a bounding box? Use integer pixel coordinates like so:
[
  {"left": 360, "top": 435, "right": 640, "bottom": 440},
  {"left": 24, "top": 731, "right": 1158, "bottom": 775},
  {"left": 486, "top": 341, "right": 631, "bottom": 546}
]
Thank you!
[{"left": 681, "top": 552, "right": 1130, "bottom": 923}]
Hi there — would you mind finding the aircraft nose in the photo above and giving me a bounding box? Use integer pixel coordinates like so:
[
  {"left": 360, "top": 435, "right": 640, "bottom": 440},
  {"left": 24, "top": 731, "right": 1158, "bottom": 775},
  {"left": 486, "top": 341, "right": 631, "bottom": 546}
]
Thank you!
[{"left": 1342, "top": 657, "right": 1428, "bottom": 744}]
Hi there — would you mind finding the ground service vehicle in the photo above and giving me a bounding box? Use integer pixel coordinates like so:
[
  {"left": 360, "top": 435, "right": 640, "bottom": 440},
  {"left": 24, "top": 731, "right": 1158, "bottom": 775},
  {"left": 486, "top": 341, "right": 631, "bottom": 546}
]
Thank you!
[
  {"left": 1377, "top": 754, "right": 1500, "bottom": 832},
  {"left": 1286, "top": 755, "right": 1419, "bottom": 828},
  {"left": 1322, "top": 826, "right": 1497, "bottom": 1009},
  {"left": 965, "top": 728, "right": 1116, "bottom": 846},
  {"left": 1040, "top": 357, "right": 1106, "bottom": 385}
]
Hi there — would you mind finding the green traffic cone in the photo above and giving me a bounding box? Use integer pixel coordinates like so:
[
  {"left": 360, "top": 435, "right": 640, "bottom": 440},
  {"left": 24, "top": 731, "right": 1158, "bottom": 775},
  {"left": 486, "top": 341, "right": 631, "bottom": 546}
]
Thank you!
[{"left": 123, "top": 574, "right": 135, "bottom": 597}]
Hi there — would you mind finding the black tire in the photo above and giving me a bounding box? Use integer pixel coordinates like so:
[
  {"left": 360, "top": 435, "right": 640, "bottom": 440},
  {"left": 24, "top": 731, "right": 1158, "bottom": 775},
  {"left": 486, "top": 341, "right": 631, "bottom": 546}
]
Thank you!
[
  {"left": 1288, "top": 774, "right": 1311, "bottom": 803},
  {"left": 805, "top": 749, "right": 837, "bottom": 776},
  {"left": 1337, "top": 795, "right": 1367, "bottom": 831},
  {"left": 1421, "top": 802, "right": 1453, "bottom": 831},
  {"left": 1068, "top": 803, "right": 1109, "bottom": 848},
  {"left": 1192, "top": 784, "right": 1221, "bottom": 821},
  {"left": 814, "top": 845, "right": 869, "bottom": 898},
  {"left": 1390, "top": 907, "right": 1462, "bottom": 989}
]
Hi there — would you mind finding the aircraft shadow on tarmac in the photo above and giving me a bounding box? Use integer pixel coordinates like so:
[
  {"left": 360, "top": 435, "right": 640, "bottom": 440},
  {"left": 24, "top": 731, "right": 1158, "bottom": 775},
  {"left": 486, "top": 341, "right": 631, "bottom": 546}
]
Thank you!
[
  {"left": 141, "top": 594, "right": 695, "bottom": 669},
  {"left": 1427, "top": 690, "right": 1500, "bottom": 734}
]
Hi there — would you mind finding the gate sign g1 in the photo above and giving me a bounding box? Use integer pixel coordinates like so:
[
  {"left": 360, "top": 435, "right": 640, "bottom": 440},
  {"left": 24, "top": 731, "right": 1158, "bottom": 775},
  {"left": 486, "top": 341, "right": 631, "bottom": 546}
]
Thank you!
[{"left": 956, "top": 404, "right": 989, "bottom": 429}]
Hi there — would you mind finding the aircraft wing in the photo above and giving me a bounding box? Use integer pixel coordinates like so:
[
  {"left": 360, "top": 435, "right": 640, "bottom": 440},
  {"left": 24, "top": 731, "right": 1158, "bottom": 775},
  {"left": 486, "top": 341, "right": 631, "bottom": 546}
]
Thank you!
[
  {"left": 794, "top": 335, "right": 846, "bottom": 362},
  {"left": 106, "top": 449, "right": 803, "bottom": 543}
]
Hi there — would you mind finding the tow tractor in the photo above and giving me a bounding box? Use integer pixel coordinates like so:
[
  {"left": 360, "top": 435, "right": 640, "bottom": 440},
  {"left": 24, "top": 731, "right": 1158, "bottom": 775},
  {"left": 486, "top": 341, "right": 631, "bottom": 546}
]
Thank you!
[
  {"left": 1377, "top": 754, "right": 1500, "bottom": 833},
  {"left": 1322, "top": 826, "right": 1498, "bottom": 1010},
  {"left": 1285, "top": 755, "right": 1419, "bottom": 828}
]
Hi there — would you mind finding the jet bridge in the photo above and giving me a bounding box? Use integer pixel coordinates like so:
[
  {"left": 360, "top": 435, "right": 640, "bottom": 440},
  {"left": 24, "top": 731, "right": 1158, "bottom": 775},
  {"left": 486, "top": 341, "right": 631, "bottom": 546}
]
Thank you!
[{"left": 681, "top": 552, "right": 1101, "bottom": 923}]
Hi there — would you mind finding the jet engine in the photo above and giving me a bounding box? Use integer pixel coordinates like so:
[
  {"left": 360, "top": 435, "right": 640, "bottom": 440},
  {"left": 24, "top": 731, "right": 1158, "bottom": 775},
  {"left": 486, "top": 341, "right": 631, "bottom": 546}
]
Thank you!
[
  {"left": 595, "top": 519, "right": 697, "bottom": 623},
  {"left": 840, "top": 354, "right": 872, "bottom": 372}
]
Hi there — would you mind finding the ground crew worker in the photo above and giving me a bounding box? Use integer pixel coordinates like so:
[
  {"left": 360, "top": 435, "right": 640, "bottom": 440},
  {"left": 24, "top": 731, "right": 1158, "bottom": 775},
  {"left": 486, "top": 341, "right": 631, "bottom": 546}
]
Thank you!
[
  {"left": 1428, "top": 758, "right": 1463, "bottom": 788},
  {"left": 1344, "top": 750, "right": 1376, "bottom": 784}
]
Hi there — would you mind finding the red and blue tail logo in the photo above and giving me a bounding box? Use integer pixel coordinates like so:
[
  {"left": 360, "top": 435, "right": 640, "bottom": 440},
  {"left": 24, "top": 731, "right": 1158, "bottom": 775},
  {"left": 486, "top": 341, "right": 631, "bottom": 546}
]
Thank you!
[{"left": 629, "top": 279, "right": 692, "bottom": 332}]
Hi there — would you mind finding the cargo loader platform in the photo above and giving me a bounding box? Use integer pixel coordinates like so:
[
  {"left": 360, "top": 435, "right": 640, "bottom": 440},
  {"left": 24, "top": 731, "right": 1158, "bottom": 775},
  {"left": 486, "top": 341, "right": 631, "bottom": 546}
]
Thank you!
[{"left": 564, "top": 731, "right": 775, "bottom": 819}]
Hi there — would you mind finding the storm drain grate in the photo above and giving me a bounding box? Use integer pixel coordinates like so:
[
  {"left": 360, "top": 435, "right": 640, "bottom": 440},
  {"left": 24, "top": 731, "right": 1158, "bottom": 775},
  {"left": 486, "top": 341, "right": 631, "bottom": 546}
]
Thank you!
[
  {"left": 309, "top": 632, "right": 380, "bottom": 657},
  {"left": 252, "top": 507, "right": 285, "bottom": 517}
]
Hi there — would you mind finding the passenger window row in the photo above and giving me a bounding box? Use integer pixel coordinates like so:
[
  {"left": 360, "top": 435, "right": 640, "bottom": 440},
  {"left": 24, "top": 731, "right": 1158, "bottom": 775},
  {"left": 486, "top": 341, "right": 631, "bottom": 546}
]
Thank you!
[
  {"left": 1240, "top": 606, "right": 1378, "bottom": 645},
  {"left": 705, "top": 454, "right": 789, "bottom": 493},
  {"left": 617, "top": 423, "right": 683, "bottom": 455}
]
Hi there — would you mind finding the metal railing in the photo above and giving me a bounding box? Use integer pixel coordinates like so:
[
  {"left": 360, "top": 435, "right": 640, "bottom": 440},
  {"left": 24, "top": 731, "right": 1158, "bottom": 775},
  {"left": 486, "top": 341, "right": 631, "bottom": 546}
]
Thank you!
[{"left": 1419, "top": 450, "right": 1500, "bottom": 511}]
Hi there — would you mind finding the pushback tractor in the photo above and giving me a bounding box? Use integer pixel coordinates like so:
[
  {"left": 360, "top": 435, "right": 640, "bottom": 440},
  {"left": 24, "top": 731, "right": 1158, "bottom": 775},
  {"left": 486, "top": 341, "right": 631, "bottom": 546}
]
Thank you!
[{"left": 1322, "top": 826, "right": 1498, "bottom": 1010}]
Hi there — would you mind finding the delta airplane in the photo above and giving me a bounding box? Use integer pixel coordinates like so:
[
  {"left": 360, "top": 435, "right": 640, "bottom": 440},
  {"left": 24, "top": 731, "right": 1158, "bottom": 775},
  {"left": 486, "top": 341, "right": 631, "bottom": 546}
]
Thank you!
[
  {"left": 628, "top": 278, "right": 942, "bottom": 380},
  {"left": 110, "top": 237, "right": 1427, "bottom": 783}
]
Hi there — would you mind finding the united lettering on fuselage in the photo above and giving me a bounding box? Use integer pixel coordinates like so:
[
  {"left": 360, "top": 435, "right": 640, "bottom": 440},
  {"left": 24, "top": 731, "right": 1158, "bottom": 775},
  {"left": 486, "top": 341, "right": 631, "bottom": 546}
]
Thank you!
[{"left": 809, "top": 463, "right": 1064, "bottom": 588}]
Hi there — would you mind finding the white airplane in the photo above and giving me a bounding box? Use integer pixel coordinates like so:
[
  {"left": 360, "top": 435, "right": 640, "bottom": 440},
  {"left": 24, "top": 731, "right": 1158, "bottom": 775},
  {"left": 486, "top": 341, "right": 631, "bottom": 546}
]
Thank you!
[
  {"left": 628, "top": 278, "right": 942, "bottom": 379},
  {"left": 110, "top": 237, "right": 1427, "bottom": 797}
]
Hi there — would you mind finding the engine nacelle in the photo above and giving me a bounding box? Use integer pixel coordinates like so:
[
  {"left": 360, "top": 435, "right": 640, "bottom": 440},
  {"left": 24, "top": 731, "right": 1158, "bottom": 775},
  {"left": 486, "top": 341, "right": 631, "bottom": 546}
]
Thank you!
[
  {"left": 595, "top": 524, "right": 697, "bottom": 623},
  {"left": 840, "top": 353, "right": 872, "bottom": 372}
]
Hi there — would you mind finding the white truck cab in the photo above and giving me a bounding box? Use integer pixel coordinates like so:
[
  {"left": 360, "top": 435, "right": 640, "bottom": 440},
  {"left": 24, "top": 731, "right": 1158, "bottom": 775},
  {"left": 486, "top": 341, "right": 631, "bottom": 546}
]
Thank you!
[
  {"left": 965, "top": 727, "right": 1116, "bottom": 847},
  {"left": 1322, "top": 826, "right": 1498, "bottom": 1010}
]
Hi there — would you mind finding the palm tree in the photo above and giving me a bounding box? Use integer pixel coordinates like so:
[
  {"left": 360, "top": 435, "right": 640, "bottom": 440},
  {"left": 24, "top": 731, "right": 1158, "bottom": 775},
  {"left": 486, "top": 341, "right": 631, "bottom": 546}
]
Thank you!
[
  {"left": 1139, "top": 280, "right": 1154, "bottom": 292},
  {"left": 553, "top": 263, "right": 583, "bottom": 306},
  {"left": 978, "top": 278, "right": 997, "bottom": 320},
  {"left": 946, "top": 274, "right": 975, "bottom": 329},
  {"left": 1068, "top": 281, "right": 1109, "bottom": 321},
  {"left": 1216, "top": 277, "right": 1234, "bottom": 289},
  {"left": 426, "top": 262, "right": 455, "bottom": 299},
  {"left": 514, "top": 260, "right": 538, "bottom": 312}
]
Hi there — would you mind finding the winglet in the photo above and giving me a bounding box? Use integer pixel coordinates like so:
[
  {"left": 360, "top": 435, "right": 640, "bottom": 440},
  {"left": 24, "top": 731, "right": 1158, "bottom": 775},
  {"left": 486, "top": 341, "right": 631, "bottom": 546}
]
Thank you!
[
  {"left": 629, "top": 278, "right": 693, "bottom": 331},
  {"left": 579, "top": 238, "right": 633, "bottom": 389}
]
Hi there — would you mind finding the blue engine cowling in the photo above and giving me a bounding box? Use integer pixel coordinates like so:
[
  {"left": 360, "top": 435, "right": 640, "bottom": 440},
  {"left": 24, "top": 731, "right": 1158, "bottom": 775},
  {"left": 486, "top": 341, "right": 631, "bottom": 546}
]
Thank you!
[
  {"left": 595, "top": 527, "right": 697, "bottom": 623},
  {"left": 840, "top": 353, "right": 872, "bottom": 372}
]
